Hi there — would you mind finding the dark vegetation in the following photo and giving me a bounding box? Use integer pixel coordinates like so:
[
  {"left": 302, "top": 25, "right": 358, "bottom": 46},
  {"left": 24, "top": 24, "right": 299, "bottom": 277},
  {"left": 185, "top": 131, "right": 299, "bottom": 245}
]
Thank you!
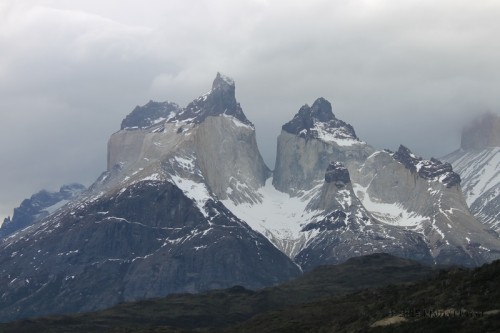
[{"left": 1, "top": 253, "right": 499, "bottom": 333}]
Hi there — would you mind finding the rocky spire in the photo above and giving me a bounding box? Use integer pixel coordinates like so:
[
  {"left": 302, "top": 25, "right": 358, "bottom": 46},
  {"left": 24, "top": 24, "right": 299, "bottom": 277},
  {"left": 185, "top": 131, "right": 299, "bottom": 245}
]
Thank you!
[{"left": 176, "top": 72, "right": 251, "bottom": 126}]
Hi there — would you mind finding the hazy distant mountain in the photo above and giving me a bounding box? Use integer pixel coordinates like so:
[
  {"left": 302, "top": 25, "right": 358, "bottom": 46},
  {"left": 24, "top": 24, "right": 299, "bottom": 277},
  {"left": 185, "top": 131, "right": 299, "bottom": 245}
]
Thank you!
[
  {"left": 0, "top": 183, "right": 85, "bottom": 239},
  {"left": 1, "top": 74, "right": 499, "bottom": 322},
  {"left": 442, "top": 113, "right": 500, "bottom": 231}
]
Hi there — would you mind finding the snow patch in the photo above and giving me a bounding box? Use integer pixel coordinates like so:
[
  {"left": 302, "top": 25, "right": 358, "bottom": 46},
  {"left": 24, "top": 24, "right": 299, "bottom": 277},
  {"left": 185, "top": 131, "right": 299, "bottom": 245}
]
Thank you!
[
  {"left": 445, "top": 147, "right": 500, "bottom": 205},
  {"left": 353, "top": 184, "right": 425, "bottom": 227},
  {"left": 174, "top": 156, "right": 195, "bottom": 169},
  {"left": 170, "top": 176, "right": 211, "bottom": 217},
  {"left": 42, "top": 200, "right": 70, "bottom": 215},
  {"left": 313, "top": 121, "right": 363, "bottom": 147},
  {"left": 222, "top": 177, "right": 321, "bottom": 257},
  {"left": 220, "top": 113, "right": 253, "bottom": 129}
]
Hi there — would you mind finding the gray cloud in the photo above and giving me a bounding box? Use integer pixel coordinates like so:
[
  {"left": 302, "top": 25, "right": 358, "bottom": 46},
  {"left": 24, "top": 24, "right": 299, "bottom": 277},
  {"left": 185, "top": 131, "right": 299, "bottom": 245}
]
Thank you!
[{"left": 1, "top": 0, "right": 500, "bottom": 221}]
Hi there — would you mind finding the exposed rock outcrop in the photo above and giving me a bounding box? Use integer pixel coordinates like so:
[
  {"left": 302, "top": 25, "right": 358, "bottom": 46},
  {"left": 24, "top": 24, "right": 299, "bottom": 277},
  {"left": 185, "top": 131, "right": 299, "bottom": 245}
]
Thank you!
[
  {"left": 324, "top": 161, "right": 350, "bottom": 185},
  {"left": 393, "top": 145, "right": 460, "bottom": 188},
  {"left": 121, "top": 101, "right": 181, "bottom": 130}
]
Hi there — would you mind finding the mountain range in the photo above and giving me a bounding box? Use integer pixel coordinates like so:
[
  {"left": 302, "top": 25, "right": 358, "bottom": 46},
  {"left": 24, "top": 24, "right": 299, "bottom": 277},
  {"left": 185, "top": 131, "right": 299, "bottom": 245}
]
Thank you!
[{"left": 0, "top": 73, "right": 499, "bottom": 322}]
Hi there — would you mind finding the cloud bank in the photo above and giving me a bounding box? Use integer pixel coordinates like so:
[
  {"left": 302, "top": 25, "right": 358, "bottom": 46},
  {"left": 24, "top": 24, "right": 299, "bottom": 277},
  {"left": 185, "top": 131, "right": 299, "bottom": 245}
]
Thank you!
[{"left": 1, "top": 0, "right": 500, "bottom": 221}]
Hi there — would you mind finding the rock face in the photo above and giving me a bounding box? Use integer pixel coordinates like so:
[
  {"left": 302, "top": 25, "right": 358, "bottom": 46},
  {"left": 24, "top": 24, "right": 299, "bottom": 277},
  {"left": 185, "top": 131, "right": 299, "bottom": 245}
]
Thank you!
[
  {"left": 355, "top": 147, "right": 500, "bottom": 266},
  {"left": 273, "top": 98, "right": 374, "bottom": 194},
  {"left": 442, "top": 113, "right": 500, "bottom": 231},
  {"left": 296, "top": 162, "right": 433, "bottom": 270},
  {"left": 107, "top": 73, "right": 269, "bottom": 205},
  {"left": 0, "top": 184, "right": 85, "bottom": 239}
]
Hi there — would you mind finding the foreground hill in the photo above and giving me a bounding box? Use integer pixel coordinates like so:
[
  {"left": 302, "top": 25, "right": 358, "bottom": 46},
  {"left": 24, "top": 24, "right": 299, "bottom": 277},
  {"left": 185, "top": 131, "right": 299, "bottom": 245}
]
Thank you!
[
  {"left": 2, "top": 253, "right": 499, "bottom": 332},
  {"left": 0, "top": 253, "right": 441, "bottom": 332},
  {"left": 232, "top": 258, "right": 500, "bottom": 332}
]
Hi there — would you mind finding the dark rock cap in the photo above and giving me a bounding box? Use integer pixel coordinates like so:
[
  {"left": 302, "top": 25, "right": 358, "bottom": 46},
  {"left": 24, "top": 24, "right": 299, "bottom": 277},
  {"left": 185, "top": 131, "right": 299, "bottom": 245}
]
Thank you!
[
  {"left": 325, "top": 162, "right": 350, "bottom": 184},
  {"left": 119, "top": 73, "right": 252, "bottom": 130},
  {"left": 282, "top": 97, "right": 358, "bottom": 142},
  {"left": 392, "top": 145, "right": 419, "bottom": 173},
  {"left": 121, "top": 101, "right": 180, "bottom": 130},
  {"left": 310, "top": 98, "right": 335, "bottom": 122},
  {"left": 392, "top": 145, "right": 460, "bottom": 188},
  {"left": 181, "top": 72, "right": 251, "bottom": 125}
]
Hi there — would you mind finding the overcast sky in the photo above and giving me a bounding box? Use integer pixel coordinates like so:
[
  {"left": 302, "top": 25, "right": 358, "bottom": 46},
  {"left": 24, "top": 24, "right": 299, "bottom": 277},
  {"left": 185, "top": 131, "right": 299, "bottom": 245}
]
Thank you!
[{"left": 1, "top": 0, "right": 500, "bottom": 222}]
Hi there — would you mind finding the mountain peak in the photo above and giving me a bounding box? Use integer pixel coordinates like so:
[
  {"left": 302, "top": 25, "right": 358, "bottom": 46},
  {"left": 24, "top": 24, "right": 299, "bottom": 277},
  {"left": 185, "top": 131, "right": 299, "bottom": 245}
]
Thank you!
[
  {"left": 171, "top": 72, "right": 250, "bottom": 125},
  {"left": 310, "top": 98, "right": 335, "bottom": 122},
  {"left": 212, "top": 72, "right": 235, "bottom": 91},
  {"left": 282, "top": 97, "right": 360, "bottom": 145},
  {"left": 207, "top": 72, "right": 237, "bottom": 110}
]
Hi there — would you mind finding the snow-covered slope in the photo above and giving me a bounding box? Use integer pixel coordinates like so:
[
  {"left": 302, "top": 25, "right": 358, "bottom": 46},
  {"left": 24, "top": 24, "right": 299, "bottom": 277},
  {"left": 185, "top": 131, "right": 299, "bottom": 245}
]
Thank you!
[
  {"left": 444, "top": 148, "right": 499, "bottom": 205},
  {"left": 442, "top": 147, "right": 500, "bottom": 231},
  {"left": 441, "top": 112, "right": 500, "bottom": 231}
]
